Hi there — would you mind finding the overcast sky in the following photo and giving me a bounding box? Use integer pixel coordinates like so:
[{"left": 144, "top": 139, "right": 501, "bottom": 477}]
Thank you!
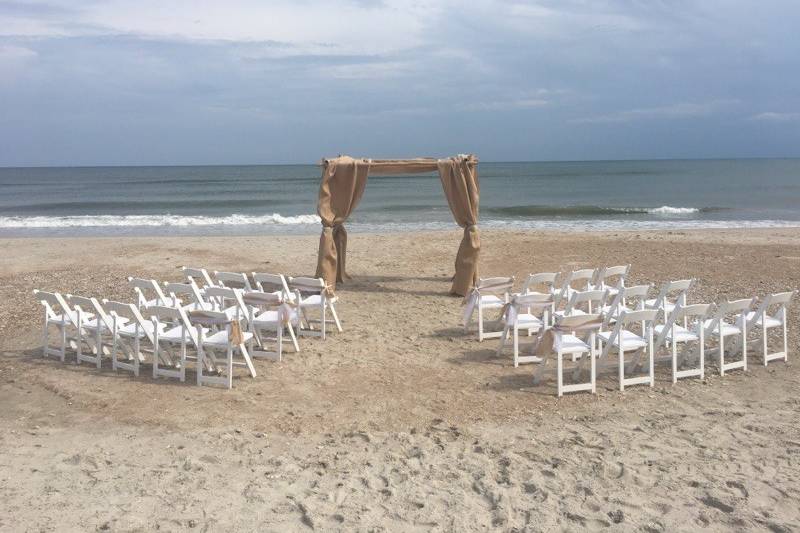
[{"left": 1, "top": 0, "right": 799, "bottom": 166}]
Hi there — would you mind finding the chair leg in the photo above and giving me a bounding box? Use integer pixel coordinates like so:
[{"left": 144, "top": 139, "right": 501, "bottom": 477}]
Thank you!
[
  {"left": 321, "top": 304, "right": 327, "bottom": 340},
  {"left": 557, "top": 353, "right": 563, "bottom": 397},
  {"left": 784, "top": 319, "right": 789, "bottom": 362},
  {"left": 719, "top": 335, "right": 725, "bottom": 376},
  {"left": 330, "top": 303, "right": 343, "bottom": 332},
  {"left": 513, "top": 326, "right": 519, "bottom": 367},
  {"left": 618, "top": 346, "right": 625, "bottom": 392},
  {"left": 671, "top": 340, "right": 678, "bottom": 384},
  {"left": 60, "top": 325, "right": 67, "bottom": 362},
  {"left": 240, "top": 343, "right": 256, "bottom": 378},
  {"left": 648, "top": 335, "right": 654, "bottom": 387},
  {"left": 763, "top": 324, "right": 769, "bottom": 366},
  {"left": 287, "top": 323, "right": 300, "bottom": 352},
  {"left": 742, "top": 322, "right": 747, "bottom": 371},
  {"left": 42, "top": 318, "right": 49, "bottom": 358},
  {"left": 276, "top": 324, "right": 283, "bottom": 362},
  {"left": 478, "top": 306, "right": 484, "bottom": 341},
  {"left": 590, "top": 341, "right": 597, "bottom": 394}
]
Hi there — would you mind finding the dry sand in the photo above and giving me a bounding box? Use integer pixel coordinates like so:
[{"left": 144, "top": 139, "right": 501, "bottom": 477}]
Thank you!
[{"left": 1, "top": 228, "right": 800, "bottom": 532}]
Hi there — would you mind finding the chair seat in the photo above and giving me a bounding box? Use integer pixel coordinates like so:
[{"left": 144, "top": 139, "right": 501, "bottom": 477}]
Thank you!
[
  {"left": 654, "top": 324, "right": 698, "bottom": 343},
  {"left": 160, "top": 325, "right": 205, "bottom": 343},
  {"left": 598, "top": 330, "right": 648, "bottom": 350},
  {"left": 252, "top": 309, "right": 299, "bottom": 326},
  {"left": 299, "top": 294, "right": 336, "bottom": 307},
  {"left": 48, "top": 313, "right": 91, "bottom": 327},
  {"left": 554, "top": 309, "right": 587, "bottom": 318},
  {"left": 118, "top": 321, "right": 164, "bottom": 338},
  {"left": 204, "top": 330, "right": 254, "bottom": 347},
  {"left": 478, "top": 295, "right": 505, "bottom": 308},
  {"left": 83, "top": 316, "right": 129, "bottom": 332},
  {"left": 555, "top": 334, "right": 592, "bottom": 354},
  {"left": 514, "top": 313, "right": 543, "bottom": 328},
  {"left": 702, "top": 319, "right": 741, "bottom": 337},
  {"left": 741, "top": 312, "right": 782, "bottom": 329}
]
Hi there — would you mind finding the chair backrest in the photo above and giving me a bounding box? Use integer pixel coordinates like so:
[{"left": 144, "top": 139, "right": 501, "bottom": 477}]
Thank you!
[
  {"left": 602, "top": 284, "right": 649, "bottom": 329},
  {"left": 204, "top": 286, "right": 244, "bottom": 312},
  {"left": 67, "top": 294, "right": 107, "bottom": 326},
  {"left": 128, "top": 277, "right": 169, "bottom": 307},
  {"left": 656, "top": 303, "right": 713, "bottom": 347},
  {"left": 706, "top": 298, "right": 753, "bottom": 335},
  {"left": 182, "top": 266, "right": 215, "bottom": 288},
  {"left": 564, "top": 289, "right": 608, "bottom": 315},
  {"left": 214, "top": 271, "right": 253, "bottom": 291},
  {"left": 598, "top": 264, "right": 631, "bottom": 290},
  {"left": 652, "top": 279, "right": 694, "bottom": 309},
  {"left": 289, "top": 276, "right": 327, "bottom": 295},
  {"left": 252, "top": 272, "right": 291, "bottom": 296},
  {"left": 33, "top": 290, "right": 73, "bottom": 321},
  {"left": 476, "top": 276, "right": 514, "bottom": 295},
  {"left": 521, "top": 272, "right": 558, "bottom": 295},
  {"left": 164, "top": 281, "right": 206, "bottom": 309},
  {"left": 557, "top": 268, "right": 597, "bottom": 302},
  {"left": 752, "top": 290, "right": 796, "bottom": 325},
  {"left": 103, "top": 300, "right": 156, "bottom": 342}
]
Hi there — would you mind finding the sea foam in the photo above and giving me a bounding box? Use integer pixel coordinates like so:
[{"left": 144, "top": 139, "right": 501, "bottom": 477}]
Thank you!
[{"left": 0, "top": 213, "right": 321, "bottom": 228}]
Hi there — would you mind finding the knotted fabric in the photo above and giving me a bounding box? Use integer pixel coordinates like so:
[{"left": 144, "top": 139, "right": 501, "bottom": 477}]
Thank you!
[
  {"left": 315, "top": 157, "right": 369, "bottom": 288},
  {"left": 438, "top": 157, "right": 480, "bottom": 296}
]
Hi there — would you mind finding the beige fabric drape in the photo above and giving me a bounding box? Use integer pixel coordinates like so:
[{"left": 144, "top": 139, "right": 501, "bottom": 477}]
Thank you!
[
  {"left": 437, "top": 156, "right": 480, "bottom": 296},
  {"left": 314, "top": 155, "right": 480, "bottom": 296},
  {"left": 315, "top": 156, "right": 369, "bottom": 285}
]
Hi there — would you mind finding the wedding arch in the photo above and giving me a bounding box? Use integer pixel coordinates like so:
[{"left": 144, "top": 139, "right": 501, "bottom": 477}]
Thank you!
[{"left": 314, "top": 155, "right": 480, "bottom": 296}]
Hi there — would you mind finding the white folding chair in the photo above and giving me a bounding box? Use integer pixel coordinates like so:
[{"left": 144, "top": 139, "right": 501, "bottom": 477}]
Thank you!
[
  {"left": 288, "top": 276, "right": 342, "bottom": 339},
  {"left": 701, "top": 298, "right": 754, "bottom": 376},
  {"left": 33, "top": 290, "right": 82, "bottom": 362},
  {"left": 242, "top": 291, "right": 300, "bottom": 361},
  {"left": 128, "top": 277, "right": 172, "bottom": 309},
  {"left": 598, "top": 309, "right": 658, "bottom": 391},
  {"left": 149, "top": 305, "right": 197, "bottom": 383},
  {"left": 182, "top": 266, "right": 215, "bottom": 289},
  {"left": 533, "top": 313, "right": 604, "bottom": 397},
  {"left": 103, "top": 300, "right": 164, "bottom": 376},
  {"left": 67, "top": 295, "right": 120, "bottom": 369},
  {"left": 252, "top": 272, "right": 294, "bottom": 301},
  {"left": 645, "top": 279, "right": 694, "bottom": 323},
  {"left": 496, "top": 293, "right": 553, "bottom": 367},
  {"left": 187, "top": 308, "right": 256, "bottom": 389},
  {"left": 463, "top": 276, "right": 514, "bottom": 341},
  {"left": 214, "top": 271, "right": 254, "bottom": 291},
  {"left": 740, "top": 291, "right": 796, "bottom": 365},
  {"left": 556, "top": 268, "right": 598, "bottom": 309},
  {"left": 654, "top": 303, "right": 713, "bottom": 382},
  {"left": 593, "top": 264, "right": 631, "bottom": 298}
]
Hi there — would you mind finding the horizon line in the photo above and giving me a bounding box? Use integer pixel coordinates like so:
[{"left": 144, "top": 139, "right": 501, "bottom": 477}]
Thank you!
[{"left": 2, "top": 155, "right": 799, "bottom": 170}]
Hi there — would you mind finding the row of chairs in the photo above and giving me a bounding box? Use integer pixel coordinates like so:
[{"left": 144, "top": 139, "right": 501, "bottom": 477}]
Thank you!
[
  {"left": 33, "top": 268, "right": 343, "bottom": 389},
  {"left": 464, "top": 267, "right": 795, "bottom": 396}
]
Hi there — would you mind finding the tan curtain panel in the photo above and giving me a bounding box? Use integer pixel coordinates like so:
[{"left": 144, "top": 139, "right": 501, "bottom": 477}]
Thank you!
[
  {"left": 314, "top": 155, "right": 480, "bottom": 296},
  {"left": 315, "top": 156, "right": 369, "bottom": 286},
  {"left": 437, "top": 156, "right": 480, "bottom": 296}
]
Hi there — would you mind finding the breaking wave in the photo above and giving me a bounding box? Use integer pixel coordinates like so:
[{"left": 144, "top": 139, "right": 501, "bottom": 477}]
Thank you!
[
  {"left": 0, "top": 213, "right": 321, "bottom": 228},
  {"left": 485, "top": 205, "right": 713, "bottom": 217}
]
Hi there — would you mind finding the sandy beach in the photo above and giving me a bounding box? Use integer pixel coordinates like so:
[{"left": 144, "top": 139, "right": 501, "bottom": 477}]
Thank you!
[{"left": 2, "top": 227, "right": 800, "bottom": 531}]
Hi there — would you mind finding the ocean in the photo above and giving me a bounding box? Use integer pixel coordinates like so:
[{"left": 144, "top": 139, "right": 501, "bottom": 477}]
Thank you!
[{"left": 0, "top": 159, "right": 798, "bottom": 237}]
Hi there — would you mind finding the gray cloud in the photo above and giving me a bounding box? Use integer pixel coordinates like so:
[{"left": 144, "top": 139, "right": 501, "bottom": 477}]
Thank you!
[{"left": 1, "top": 0, "right": 799, "bottom": 165}]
